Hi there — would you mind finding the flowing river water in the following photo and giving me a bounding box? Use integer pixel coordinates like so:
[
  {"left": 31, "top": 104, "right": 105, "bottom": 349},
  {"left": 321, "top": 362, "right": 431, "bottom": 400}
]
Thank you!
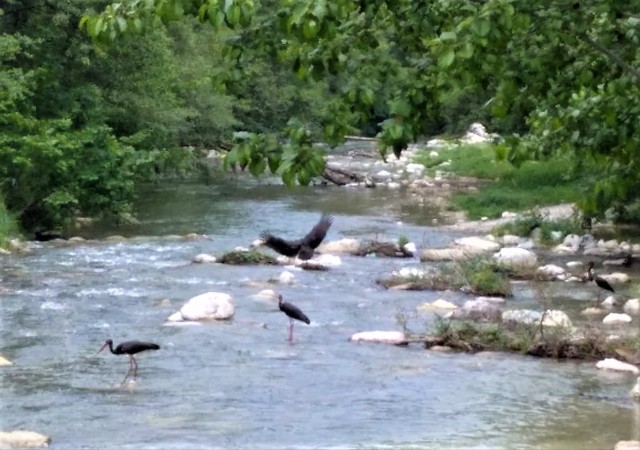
[{"left": 1, "top": 176, "right": 639, "bottom": 449}]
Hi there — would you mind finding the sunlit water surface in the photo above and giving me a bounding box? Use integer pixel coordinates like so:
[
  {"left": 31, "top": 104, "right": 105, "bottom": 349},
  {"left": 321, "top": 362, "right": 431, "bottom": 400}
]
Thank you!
[{"left": 1, "top": 178, "right": 639, "bottom": 449}]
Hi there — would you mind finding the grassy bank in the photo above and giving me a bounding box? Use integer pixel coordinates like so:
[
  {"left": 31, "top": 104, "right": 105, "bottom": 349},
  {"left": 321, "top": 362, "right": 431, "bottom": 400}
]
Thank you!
[{"left": 414, "top": 143, "right": 588, "bottom": 220}]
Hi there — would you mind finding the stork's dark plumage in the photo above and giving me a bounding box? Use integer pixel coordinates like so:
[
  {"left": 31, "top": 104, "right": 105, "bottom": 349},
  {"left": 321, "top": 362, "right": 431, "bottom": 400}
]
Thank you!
[
  {"left": 259, "top": 213, "right": 333, "bottom": 260},
  {"left": 586, "top": 261, "right": 615, "bottom": 303},
  {"left": 278, "top": 295, "right": 310, "bottom": 342},
  {"left": 98, "top": 339, "right": 160, "bottom": 385}
]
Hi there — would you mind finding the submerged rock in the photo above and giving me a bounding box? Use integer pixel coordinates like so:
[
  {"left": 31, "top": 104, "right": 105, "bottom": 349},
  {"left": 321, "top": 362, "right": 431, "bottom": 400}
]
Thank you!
[
  {"left": 0, "top": 430, "right": 51, "bottom": 448},
  {"left": 349, "top": 331, "right": 407, "bottom": 345},
  {"left": 595, "top": 358, "right": 639, "bottom": 374},
  {"left": 167, "top": 292, "right": 235, "bottom": 322}
]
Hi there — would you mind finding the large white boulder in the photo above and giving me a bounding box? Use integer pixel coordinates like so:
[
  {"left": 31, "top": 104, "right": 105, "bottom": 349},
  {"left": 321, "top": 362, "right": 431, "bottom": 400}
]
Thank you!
[
  {"left": 596, "top": 358, "right": 639, "bottom": 374},
  {"left": 493, "top": 247, "right": 538, "bottom": 268},
  {"left": 536, "top": 264, "right": 566, "bottom": 281},
  {"left": 192, "top": 253, "right": 217, "bottom": 263},
  {"left": 349, "top": 331, "right": 407, "bottom": 345},
  {"left": 0, "top": 355, "right": 12, "bottom": 366},
  {"left": 454, "top": 236, "right": 501, "bottom": 253},
  {"left": 317, "top": 238, "right": 361, "bottom": 254},
  {"left": 600, "top": 272, "right": 630, "bottom": 284},
  {"left": 313, "top": 254, "right": 342, "bottom": 267},
  {"left": 421, "top": 248, "right": 470, "bottom": 261},
  {"left": 624, "top": 299, "right": 640, "bottom": 315},
  {"left": 168, "top": 292, "right": 235, "bottom": 322},
  {"left": 0, "top": 430, "right": 51, "bottom": 448},
  {"left": 615, "top": 441, "right": 640, "bottom": 450},
  {"left": 602, "top": 313, "right": 632, "bottom": 324}
]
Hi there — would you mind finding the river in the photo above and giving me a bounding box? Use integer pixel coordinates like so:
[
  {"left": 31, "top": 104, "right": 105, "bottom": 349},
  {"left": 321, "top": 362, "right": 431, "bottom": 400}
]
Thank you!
[{"left": 1, "top": 177, "right": 638, "bottom": 449}]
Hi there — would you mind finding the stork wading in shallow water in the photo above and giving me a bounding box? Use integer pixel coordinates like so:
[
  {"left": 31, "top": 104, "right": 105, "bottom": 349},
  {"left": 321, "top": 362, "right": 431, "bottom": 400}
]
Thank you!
[
  {"left": 98, "top": 339, "right": 160, "bottom": 385},
  {"left": 278, "top": 295, "right": 310, "bottom": 342},
  {"left": 585, "top": 261, "right": 615, "bottom": 304},
  {"left": 254, "top": 213, "right": 333, "bottom": 261}
]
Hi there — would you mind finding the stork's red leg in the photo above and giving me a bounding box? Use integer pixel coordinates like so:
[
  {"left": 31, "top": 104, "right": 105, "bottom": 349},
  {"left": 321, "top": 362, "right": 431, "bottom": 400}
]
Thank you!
[
  {"left": 288, "top": 319, "right": 294, "bottom": 342},
  {"left": 132, "top": 356, "right": 138, "bottom": 379},
  {"left": 121, "top": 357, "right": 134, "bottom": 385}
]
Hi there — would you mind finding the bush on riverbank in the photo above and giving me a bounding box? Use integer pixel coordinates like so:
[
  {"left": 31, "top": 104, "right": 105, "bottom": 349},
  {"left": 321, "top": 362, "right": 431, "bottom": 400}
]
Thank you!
[
  {"left": 218, "top": 250, "right": 278, "bottom": 265},
  {"left": 422, "top": 317, "right": 640, "bottom": 361},
  {"left": 377, "top": 257, "right": 512, "bottom": 296},
  {"left": 491, "top": 210, "right": 585, "bottom": 245},
  {"left": 414, "top": 143, "right": 588, "bottom": 220}
]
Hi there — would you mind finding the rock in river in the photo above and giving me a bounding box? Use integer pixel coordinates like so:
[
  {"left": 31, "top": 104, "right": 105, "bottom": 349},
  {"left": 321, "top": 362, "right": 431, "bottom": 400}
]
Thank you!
[
  {"left": 595, "top": 358, "right": 639, "bottom": 374},
  {"left": 349, "top": 331, "right": 407, "bottom": 345},
  {"left": 167, "top": 292, "right": 235, "bottom": 322},
  {"left": 0, "top": 430, "right": 51, "bottom": 448}
]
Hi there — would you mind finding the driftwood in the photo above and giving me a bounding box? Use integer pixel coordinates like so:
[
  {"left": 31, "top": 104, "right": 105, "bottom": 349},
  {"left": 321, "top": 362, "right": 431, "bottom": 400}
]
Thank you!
[
  {"left": 322, "top": 164, "right": 376, "bottom": 187},
  {"left": 344, "top": 135, "right": 379, "bottom": 142},
  {"left": 353, "top": 241, "right": 413, "bottom": 258}
]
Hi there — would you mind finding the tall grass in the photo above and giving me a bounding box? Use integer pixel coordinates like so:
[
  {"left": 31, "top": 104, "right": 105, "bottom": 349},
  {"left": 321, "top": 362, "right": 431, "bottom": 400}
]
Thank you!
[
  {"left": 414, "top": 143, "right": 588, "bottom": 219},
  {"left": 0, "top": 198, "right": 20, "bottom": 247}
]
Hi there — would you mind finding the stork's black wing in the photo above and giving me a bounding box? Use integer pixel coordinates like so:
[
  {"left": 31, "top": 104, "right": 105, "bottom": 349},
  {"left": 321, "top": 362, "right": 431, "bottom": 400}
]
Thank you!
[
  {"left": 280, "top": 301, "right": 311, "bottom": 324},
  {"left": 118, "top": 341, "right": 161, "bottom": 354},
  {"left": 260, "top": 232, "right": 301, "bottom": 257},
  {"left": 301, "top": 213, "right": 333, "bottom": 250}
]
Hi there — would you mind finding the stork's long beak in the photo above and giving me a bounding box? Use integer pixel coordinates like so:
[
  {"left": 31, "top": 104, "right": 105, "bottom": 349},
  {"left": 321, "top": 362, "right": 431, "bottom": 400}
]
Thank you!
[{"left": 97, "top": 342, "right": 108, "bottom": 354}]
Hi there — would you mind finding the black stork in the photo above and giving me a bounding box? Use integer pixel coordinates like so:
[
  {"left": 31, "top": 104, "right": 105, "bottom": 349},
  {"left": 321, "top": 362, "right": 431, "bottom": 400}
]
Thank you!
[
  {"left": 256, "top": 213, "right": 333, "bottom": 260},
  {"left": 586, "top": 261, "right": 615, "bottom": 303},
  {"left": 98, "top": 339, "right": 160, "bottom": 385},
  {"left": 278, "top": 295, "right": 310, "bottom": 342}
]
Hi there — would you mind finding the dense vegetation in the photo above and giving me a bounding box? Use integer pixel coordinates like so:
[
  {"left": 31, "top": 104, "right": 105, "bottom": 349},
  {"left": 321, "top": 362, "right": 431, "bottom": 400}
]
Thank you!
[
  {"left": 2, "top": 0, "right": 640, "bottom": 241},
  {"left": 0, "top": 0, "right": 329, "bottom": 237}
]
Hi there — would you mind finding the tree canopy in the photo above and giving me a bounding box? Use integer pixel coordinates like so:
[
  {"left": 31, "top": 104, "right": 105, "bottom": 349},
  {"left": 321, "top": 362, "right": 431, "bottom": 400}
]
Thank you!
[{"left": 82, "top": 0, "right": 640, "bottom": 219}]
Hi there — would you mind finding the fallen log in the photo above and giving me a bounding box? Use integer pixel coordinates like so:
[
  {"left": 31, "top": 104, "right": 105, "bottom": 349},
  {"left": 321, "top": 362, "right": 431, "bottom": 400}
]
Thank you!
[{"left": 322, "top": 164, "right": 376, "bottom": 187}]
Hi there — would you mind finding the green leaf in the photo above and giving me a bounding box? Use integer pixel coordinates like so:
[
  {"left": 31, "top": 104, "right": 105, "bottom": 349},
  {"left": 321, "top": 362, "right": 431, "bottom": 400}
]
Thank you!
[
  {"left": 438, "top": 49, "right": 455, "bottom": 68},
  {"left": 440, "top": 31, "right": 457, "bottom": 41},
  {"left": 248, "top": 157, "right": 266, "bottom": 176}
]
